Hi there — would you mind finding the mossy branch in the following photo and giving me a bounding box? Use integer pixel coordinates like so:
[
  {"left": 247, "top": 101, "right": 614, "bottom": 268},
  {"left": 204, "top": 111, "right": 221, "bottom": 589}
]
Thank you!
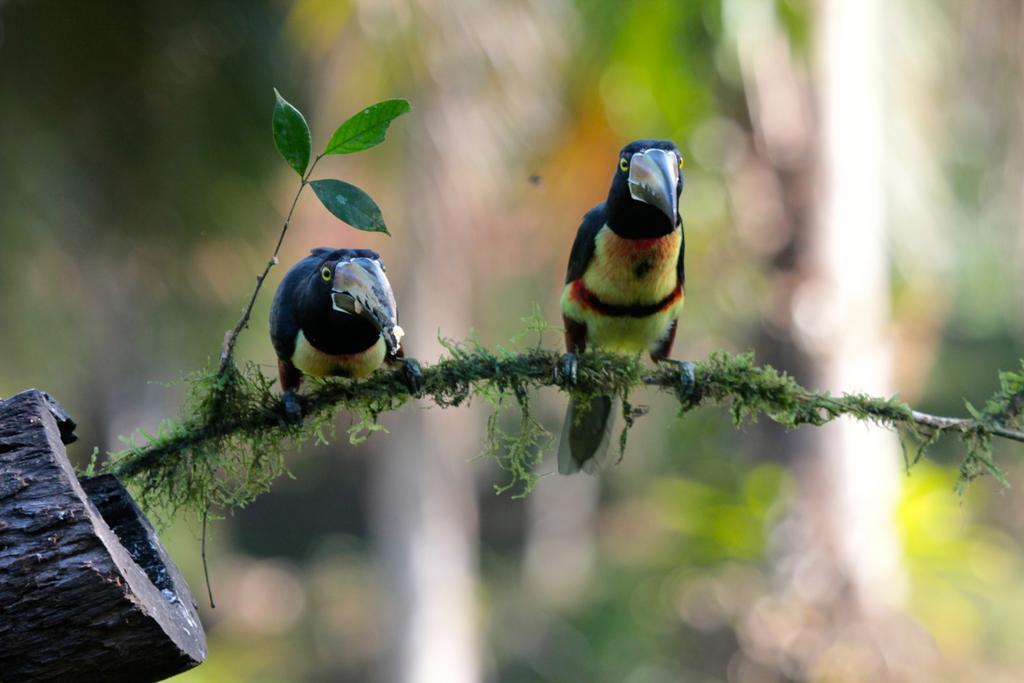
[
  {"left": 115, "top": 93, "right": 1024, "bottom": 522},
  {"left": 103, "top": 340, "right": 1024, "bottom": 518}
]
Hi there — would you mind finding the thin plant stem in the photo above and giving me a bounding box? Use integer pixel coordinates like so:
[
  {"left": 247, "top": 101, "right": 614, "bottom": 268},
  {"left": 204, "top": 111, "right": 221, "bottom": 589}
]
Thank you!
[{"left": 217, "top": 154, "right": 324, "bottom": 376}]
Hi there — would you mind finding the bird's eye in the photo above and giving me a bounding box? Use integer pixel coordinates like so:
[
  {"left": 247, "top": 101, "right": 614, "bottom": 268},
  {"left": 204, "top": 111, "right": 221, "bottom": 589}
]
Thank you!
[
  {"left": 619, "top": 157, "right": 629, "bottom": 172},
  {"left": 679, "top": 155, "right": 685, "bottom": 170},
  {"left": 321, "top": 266, "right": 332, "bottom": 282}
]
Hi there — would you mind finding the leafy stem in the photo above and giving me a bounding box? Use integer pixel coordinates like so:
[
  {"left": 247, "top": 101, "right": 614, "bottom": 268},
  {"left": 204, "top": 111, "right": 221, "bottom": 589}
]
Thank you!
[
  {"left": 217, "top": 153, "right": 323, "bottom": 377},
  {"left": 216, "top": 90, "right": 410, "bottom": 377}
]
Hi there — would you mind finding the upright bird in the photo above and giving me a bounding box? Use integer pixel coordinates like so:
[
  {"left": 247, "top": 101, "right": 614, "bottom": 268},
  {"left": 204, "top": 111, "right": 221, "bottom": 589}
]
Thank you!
[
  {"left": 558, "top": 140, "right": 692, "bottom": 474},
  {"left": 270, "top": 247, "right": 421, "bottom": 417}
]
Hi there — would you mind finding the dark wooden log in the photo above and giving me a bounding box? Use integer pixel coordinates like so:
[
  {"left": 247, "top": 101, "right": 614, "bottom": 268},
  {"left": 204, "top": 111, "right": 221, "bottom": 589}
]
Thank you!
[{"left": 0, "top": 389, "right": 206, "bottom": 682}]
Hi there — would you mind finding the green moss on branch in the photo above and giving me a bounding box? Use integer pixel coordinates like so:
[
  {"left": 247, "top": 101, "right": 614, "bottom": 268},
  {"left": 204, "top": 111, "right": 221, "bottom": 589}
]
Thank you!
[{"left": 103, "top": 346, "right": 1024, "bottom": 520}]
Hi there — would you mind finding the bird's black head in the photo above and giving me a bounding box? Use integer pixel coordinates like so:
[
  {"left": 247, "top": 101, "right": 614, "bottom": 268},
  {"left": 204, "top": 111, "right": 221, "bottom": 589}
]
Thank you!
[
  {"left": 606, "top": 139, "right": 684, "bottom": 238},
  {"left": 299, "top": 247, "right": 404, "bottom": 355},
  {"left": 300, "top": 248, "right": 382, "bottom": 307}
]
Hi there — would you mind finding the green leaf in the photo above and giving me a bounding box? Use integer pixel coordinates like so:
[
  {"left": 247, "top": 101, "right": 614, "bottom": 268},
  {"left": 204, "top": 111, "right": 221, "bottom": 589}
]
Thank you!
[
  {"left": 272, "top": 89, "right": 311, "bottom": 176},
  {"left": 310, "top": 179, "right": 389, "bottom": 234},
  {"left": 323, "top": 99, "right": 411, "bottom": 155}
]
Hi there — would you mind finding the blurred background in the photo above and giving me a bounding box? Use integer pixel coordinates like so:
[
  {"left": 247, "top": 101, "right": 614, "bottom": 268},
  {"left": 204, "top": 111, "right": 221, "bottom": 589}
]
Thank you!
[{"left": 1, "top": 0, "right": 1023, "bottom": 681}]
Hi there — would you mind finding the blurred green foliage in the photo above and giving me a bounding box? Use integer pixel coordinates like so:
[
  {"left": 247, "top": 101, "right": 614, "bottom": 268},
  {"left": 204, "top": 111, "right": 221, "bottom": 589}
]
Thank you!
[{"left": 3, "top": 0, "right": 1024, "bottom": 681}]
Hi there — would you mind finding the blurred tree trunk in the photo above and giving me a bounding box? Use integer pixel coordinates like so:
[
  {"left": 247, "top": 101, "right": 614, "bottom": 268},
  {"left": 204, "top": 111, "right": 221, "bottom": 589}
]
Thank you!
[
  {"left": 730, "top": 1, "right": 918, "bottom": 678},
  {"left": 806, "top": 0, "right": 903, "bottom": 613},
  {"left": 523, "top": 472, "right": 599, "bottom": 604},
  {"left": 368, "top": 2, "right": 573, "bottom": 681},
  {"left": 369, "top": 17, "right": 484, "bottom": 677}
]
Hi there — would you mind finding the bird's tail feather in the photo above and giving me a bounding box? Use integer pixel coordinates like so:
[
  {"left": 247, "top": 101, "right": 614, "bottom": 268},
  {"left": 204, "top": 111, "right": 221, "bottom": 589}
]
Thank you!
[{"left": 557, "top": 395, "right": 616, "bottom": 475}]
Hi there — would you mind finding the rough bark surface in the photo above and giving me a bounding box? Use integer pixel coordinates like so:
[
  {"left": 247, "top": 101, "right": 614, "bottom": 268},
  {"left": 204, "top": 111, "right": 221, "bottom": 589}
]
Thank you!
[{"left": 0, "top": 389, "right": 206, "bottom": 683}]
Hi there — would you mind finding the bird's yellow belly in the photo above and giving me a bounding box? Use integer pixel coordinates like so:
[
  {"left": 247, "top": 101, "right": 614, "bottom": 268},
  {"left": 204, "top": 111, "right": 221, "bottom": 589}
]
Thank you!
[
  {"left": 293, "top": 332, "right": 386, "bottom": 379},
  {"left": 583, "top": 226, "right": 681, "bottom": 304},
  {"left": 561, "top": 225, "right": 683, "bottom": 353}
]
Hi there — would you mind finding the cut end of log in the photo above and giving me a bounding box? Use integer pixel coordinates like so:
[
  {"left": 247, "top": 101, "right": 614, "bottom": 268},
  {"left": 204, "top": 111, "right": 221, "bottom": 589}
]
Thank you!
[
  {"left": 82, "top": 473, "right": 208, "bottom": 660},
  {"left": 0, "top": 389, "right": 207, "bottom": 683}
]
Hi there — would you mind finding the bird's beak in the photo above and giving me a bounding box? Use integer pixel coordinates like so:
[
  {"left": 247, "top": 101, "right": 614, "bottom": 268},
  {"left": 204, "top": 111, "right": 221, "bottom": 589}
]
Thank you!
[
  {"left": 627, "top": 148, "right": 680, "bottom": 224},
  {"left": 331, "top": 258, "right": 404, "bottom": 354}
]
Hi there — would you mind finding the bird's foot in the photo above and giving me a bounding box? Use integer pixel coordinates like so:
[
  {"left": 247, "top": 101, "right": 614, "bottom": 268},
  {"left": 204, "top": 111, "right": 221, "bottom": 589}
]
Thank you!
[
  {"left": 400, "top": 358, "right": 424, "bottom": 397},
  {"left": 660, "top": 359, "right": 696, "bottom": 402},
  {"left": 282, "top": 390, "right": 303, "bottom": 422},
  {"left": 557, "top": 352, "right": 579, "bottom": 388}
]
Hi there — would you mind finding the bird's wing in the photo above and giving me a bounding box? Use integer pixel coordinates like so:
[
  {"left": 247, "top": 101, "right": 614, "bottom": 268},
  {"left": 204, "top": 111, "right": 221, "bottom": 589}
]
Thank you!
[
  {"left": 564, "top": 204, "right": 608, "bottom": 284},
  {"left": 269, "top": 254, "right": 319, "bottom": 360}
]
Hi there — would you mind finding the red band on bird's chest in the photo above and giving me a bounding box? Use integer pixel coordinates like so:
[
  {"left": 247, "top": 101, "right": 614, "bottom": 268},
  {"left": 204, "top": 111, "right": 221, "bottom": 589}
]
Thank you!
[{"left": 570, "top": 279, "right": 682, "bottom": 318}]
